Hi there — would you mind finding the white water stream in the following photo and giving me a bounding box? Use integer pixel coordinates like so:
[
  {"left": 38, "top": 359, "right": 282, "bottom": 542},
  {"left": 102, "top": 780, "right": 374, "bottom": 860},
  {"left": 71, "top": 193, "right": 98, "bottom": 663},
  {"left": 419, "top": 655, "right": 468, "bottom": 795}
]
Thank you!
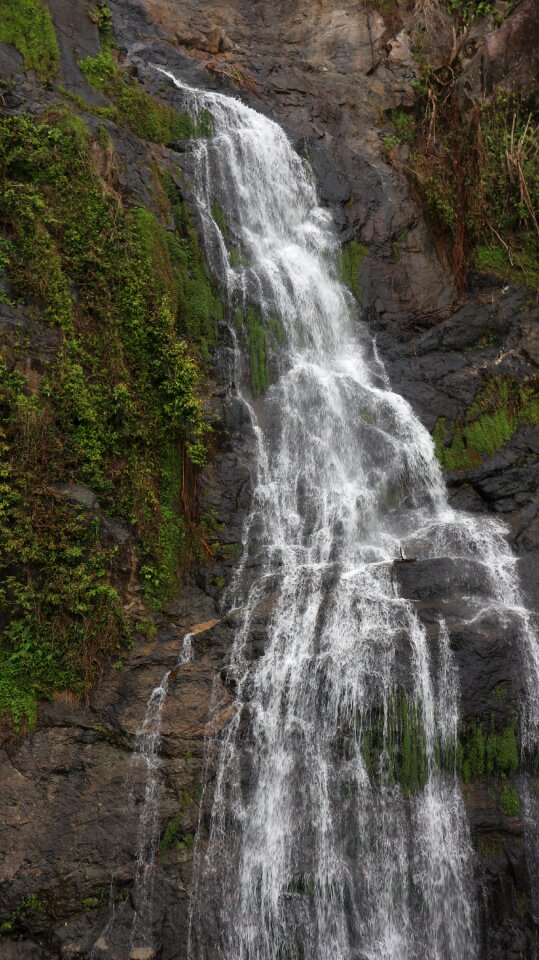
[{"left": 152, "top": 71, "right": 539, "bottom": 960}]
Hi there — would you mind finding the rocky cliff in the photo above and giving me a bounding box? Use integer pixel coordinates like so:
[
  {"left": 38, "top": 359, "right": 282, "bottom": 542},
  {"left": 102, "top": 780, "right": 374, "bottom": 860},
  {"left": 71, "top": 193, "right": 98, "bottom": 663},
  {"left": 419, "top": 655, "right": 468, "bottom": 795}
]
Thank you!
[{"left": 0, "top": 1, "right": 538, "bottom": 958}]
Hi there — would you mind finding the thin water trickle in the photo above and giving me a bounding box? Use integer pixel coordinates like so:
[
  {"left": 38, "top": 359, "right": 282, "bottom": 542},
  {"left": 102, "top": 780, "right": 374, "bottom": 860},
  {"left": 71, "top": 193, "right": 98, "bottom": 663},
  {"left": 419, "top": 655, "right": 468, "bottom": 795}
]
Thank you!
[
  {"left": 130, "top": 633, "right": 193, "bottom": 956},
  {"left": 154, "top": 68, "right": 538, "bottom": 960},
  {"left": 90, "top": 634, "right": 193, "bottom": 960}
]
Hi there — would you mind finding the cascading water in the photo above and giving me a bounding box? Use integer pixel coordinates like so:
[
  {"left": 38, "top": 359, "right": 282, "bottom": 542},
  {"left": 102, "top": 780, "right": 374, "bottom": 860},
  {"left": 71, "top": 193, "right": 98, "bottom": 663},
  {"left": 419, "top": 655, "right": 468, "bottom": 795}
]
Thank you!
[{"left": 157, "top": 70, "right": 538, "bottom": 960}]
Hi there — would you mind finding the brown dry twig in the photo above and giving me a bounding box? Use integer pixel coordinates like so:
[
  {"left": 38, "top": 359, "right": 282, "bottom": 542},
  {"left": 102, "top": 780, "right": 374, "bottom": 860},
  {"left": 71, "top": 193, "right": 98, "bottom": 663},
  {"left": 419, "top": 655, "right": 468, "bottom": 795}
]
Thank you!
[
  {"left": 413, "top": 0, "right": 445, "bottom": 37},
  {"left": 206, "top": 60, "right": 258, "bottom": 93},
  {"left": 506, "top": 111, "right": 539, "bottom": 238}
]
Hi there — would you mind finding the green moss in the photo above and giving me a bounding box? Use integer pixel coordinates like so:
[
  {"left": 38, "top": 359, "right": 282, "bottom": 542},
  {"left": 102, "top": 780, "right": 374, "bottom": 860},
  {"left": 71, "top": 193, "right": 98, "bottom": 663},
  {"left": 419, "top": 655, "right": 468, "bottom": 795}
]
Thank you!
[
  {"left": 58, "top": 86, "right": 117, "bottom": 123},
  {"left": 461, "top": 724, "right": 486, "bottom": 781},
  {"left": 499, "top": 784, "right": 521, "bottom": 817},
  {"left": 0, "top": 0, "right": 59, "bottom": 83},
  {"left": 79, "top": 49, "right": 194, "bottom": 143},
  {"left": 267, "top": 316, "right": 286, "bottom": 344},
  {"left": 0, "top": 363, "right": 125, "bottom": 727},
  {"left": 474, "top": 239, "right": 539, "bottom": 291},
  {"left": 338, "top": 240, "right": 368, "bottom": 302},
  {"left": 399, "top": 696, "right": 428, "bottom": 793},
  {"left": 391, "top": 110, "right": 416, "bottom": 144},
  {"left": 486, "top": 726, "right": 519, "bottom": 778},
  {"left": 234, "top": 305, "right": 270, "bottom": 394},
  {"left": 433, "top": 377, "right": 539, "bottom": 470},
  {"left": 384, "top": 110, "right": 416, "bottom": 154},
  {"left": 0, "top": 110, "right": 224, "bottom": 725},
  {"left": 360, "top": 694, "right": 428, "bottom": 795},
  {"left": 211, "top": 199, "right": 228, "bottom": 237},
  {"left": 359, "top": 410, "right": 375, "bottom": 424},
  {"left": 81, "top": 894, "right": 103, "bottom": 910},
  {"left": 210, "top": 199, "right": 249, "bottom": 268},
  {"left": 160, "top": 172, "right": 224, "bottom": 351},
  {"left": 458, "top": 720, "right": 519, "bottom": 782},
  {"left": 194, "top": 108, "right": 213, "bottom": 139},
  {"left": 245, "top": 306, "right": 269, "bottom": 393},
  {"left": 140, "top": 443, "right": 188, "bottom": 609},
  {"left": 362, "top": 701, "right": 521, "bottom": 794},
  {"left": 0, "top": 894, "right": 45, "bottom": 933},
  {"left": 444, "top": 0, "right": 497, "bottom": 22}
]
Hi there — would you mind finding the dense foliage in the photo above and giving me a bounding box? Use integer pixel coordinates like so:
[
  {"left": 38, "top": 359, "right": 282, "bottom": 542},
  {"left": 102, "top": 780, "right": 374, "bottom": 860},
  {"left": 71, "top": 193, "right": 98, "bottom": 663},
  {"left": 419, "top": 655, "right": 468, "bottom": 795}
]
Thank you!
[
  {"left": 0, "top": 110, "right": 223, "bottom": 726},
  {"left": 395, "top": 78, "right": 539, "bottom": 291}
]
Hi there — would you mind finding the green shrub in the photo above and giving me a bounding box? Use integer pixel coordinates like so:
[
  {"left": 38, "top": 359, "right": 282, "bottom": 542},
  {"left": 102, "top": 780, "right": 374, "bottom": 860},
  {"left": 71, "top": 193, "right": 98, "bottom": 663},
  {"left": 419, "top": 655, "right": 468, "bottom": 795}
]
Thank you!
[
  {"left": 411, "top": 80, "right": 539, "bottom": 290},
  {"left": 444, "top": 0, "right": 495, "bottom": 23}
]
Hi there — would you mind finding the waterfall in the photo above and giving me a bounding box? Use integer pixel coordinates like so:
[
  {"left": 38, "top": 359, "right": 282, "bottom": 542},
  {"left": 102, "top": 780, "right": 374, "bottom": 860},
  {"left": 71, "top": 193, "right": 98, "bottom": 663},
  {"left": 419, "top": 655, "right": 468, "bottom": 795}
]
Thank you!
[{"left": 156, "top": 69, "right": 538, "bottom": 960}]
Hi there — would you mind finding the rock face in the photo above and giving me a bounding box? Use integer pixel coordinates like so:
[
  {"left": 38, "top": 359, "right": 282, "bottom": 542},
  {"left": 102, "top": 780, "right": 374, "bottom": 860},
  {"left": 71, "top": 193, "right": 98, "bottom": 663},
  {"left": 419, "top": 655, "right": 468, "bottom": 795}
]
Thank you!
[{"left": 0, "top": 0, "right": 538, "bottom": 958}]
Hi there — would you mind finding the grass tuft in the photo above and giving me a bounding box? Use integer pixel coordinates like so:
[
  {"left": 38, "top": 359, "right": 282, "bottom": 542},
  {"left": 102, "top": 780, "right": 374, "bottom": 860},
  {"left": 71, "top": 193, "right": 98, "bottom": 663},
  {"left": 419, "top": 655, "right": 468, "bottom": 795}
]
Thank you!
[{"left": 0, "top": 0, "right": 59, "bottom": 83}]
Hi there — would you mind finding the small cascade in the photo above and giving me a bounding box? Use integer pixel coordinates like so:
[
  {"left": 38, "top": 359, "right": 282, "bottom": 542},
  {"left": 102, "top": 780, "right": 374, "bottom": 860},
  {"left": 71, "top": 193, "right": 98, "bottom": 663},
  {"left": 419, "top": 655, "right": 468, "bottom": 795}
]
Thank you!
[
  {"left": 154, "top": 69, "right": 539, "bottom": 960},
  {"left": 91, "top": 634, "right": 193, "bottom": 960},
  {"left": 127, "top": 675, "right": 171, "bottom": 955}
]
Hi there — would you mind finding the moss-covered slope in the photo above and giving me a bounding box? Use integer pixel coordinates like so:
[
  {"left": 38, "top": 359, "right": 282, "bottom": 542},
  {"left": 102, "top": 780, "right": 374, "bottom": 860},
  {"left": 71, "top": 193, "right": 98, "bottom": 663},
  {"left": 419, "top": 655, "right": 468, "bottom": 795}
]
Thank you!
[{"left": 0, "top": 12, "right": 225, "bottom": 728}]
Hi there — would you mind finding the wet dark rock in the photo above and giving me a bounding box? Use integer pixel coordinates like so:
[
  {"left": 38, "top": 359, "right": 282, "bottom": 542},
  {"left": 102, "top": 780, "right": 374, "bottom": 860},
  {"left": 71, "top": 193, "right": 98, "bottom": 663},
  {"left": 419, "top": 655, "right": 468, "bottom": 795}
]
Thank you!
[
  {"left": 455, "top": 0, "right": 539, "bottom": 112},
  {"left": 0, "top": 43, "right": 24, "bottom": 79},
  {"left": 0, "top": 302, "right": 62, "bottom": 393},
  {"left": 51, "top": 483, "right": 99, "bottom": 511},
  {"left": 396, "top": 556, "right": 492, "bottom": 602},
  {"left": 47, "top": 0, "right": 103, "bottom": 100}
]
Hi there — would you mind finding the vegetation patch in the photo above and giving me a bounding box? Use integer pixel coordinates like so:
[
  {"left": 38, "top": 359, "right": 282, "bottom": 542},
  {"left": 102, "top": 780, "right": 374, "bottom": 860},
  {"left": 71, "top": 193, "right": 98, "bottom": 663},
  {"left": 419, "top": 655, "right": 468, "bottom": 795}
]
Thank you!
[
  {"left": 442, "top": 0, "right": 504, "bottom": 25},
  {"left": 457, "top": 721, "right": 519, "bottom": 782},
  {"left": 433, "top": 377, "right": 539, "bottom": 469},
  {"left": 0, "top": 0, "right": 60, "bottom": 83},
  {"left": 499, "top": 784, "right": 521, "bottom": 817},
  {"left": 0, "top": 894, "right": 45, "bottom": 933},
  {"left": 234, "top": 305, "right": 270, "bottom": 394},
  {"left": 79, "top": 48, "right": 196, "bottom": 144},
  {"left": 360, "top": 696, "right": 521, "bottom": 794},
  {"left": 383, "top": 108, "right": 416, "bottom": 154},
  {"left": 360, "top": 695, "right": 429, "bottom": 795},
  {"left": 0, "top": 109, "right": 224, "bottom": 725},
  {"left": 159, "top": 791, "right": 194, "bottom": 853},
  {"left": 338, "top": 239, "right": 368, "bottom": 302},
  {"left": 408, "top": 67, "right": 539, "bottom": 291}
]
